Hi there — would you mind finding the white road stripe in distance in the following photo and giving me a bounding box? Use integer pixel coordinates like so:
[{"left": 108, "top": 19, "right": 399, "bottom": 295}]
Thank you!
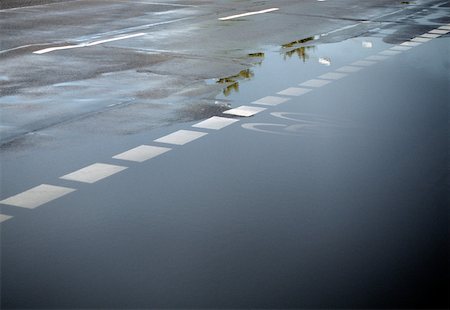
[
  {"left": 401, "top": 41, "right": 422, "bottom": 47},
  {"left": 438, "top": 25, "right": 450, "bottom": 30},
  {"left": 379, "top": 50, "right": 402, "bottom": 56},
  {"left": 390, "top": 45, "right": 412, "bottom": 51},
  {"left": 420, "top": 33, "right": 440, "bottom": 38},
  {"left": 252, "top": 96, "right": 290, "bottom": 106},
  {"left": 277, "top": 87, "right": 312, "bottom": 96},
  {"left": 366, "top": 55, "right": 390, "bottom": 61},
  {"left": 429, "top": 29, "right": 449, "bottom": 35},
  {"left": 113, "top": 145, "right": 171, "bottom": 162},
  {"left": 0, "top": 214, "right": 13, "bottom": 223},
  {"left": 411, "top": 37, "right": 432, "bottom": 43},
  {"left": 154, "top": 130, "right": 207, "bottom": 145},
  {"left": 0, "top": 184, "right": 76, "bottom": 209},
  {"left": 318, "top": 72, "right": 348, "bottom": 80},
  {"left": 192, "top": 116, "right": 239, "bottom": 130},
  {"left": 60, "top": 163, "right": 127, "bottom": 184},
  {"left": 223, "top": 106, "right": 266, "bottom": 117},
  {"left": 219, "top": 8, "right": 279, "bottom": 21},
  {"left": 34, "top": 33, "right": 145, "bottom": 54},
  {"left": 299, "top": 79, "right": 331, "bottom": 88},
  {"left": 336, "top": 66, "right": 363, "bottom": 73},
  {"left": 351, "top": 60, "right": 377, "bottom": 66}
]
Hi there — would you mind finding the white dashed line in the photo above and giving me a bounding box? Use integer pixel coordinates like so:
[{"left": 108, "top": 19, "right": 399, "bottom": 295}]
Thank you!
[
  {"left": 277, "top": 87, "right": 312, "bottom": 96},
  {"left": 223, "top": 106, "right": 266, "bottom": 117},
  {"left": 0, "top": 214, "right": 13, "bottom": 223},
  {"left": 252, "top": 96, "right": 290, "bottom": 106},
  {"left": 192, "top": 116, "right": 239, "bottom": 130},
  {"left": 366, "top": 55, "right": 390, "bottom": 61},
  {"left": 420, "top": 33, "right": 441, "bottom": 38},
  {"left": 390, "top": 45, "right": 412, "bottom": 51},
  {"left": 379, "top": 50, "right": 402, "bottom": 56},
  {"left": 0, "top": 184, "right": 76, "bottom": 209},
  {"left": 318, "top": 72, "right": 348, "bottom": 80},
  {"left": 429, "top": 29, "right": 449, "bottom": 35},
  {"left": 351, "top": 60, "right": 377, "bottom": 66},
  {"left": 411, "top": 37, "right": 432, "bottom": 43},
  {"left": 60, "top": 163, "right": 127, "bottom": 184},
  {"left": 113, "top": 145, "right": 171, "bottom": 162},
  {"left": 299, "top": 79, "right": 331, "bottom": 88},
  {"left": 400, "top": 41, "right": 422, "bottom": 47},
  {"left": 218, "top": 8, "right": 279, "bottom": 20},
  {"left": 154, "top": 130, "right": 207, "bottom": 145},
  {"left": 438, "top": 25, "right": 450, "bottom": 30},
  {"left": 336, "top": 66, "right": 363, "bottom": 73}
]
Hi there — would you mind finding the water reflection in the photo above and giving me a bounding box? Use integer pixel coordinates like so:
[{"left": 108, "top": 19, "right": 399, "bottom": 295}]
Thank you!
[
  {"left": 283, "top": 46, "right": 316, "bottom": 61},
  {"left": 216, "top": 68, "right": 255, "bottom": 96}
]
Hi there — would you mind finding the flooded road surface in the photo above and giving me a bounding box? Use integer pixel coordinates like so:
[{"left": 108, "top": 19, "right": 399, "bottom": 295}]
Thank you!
[{"left": 1, "top": 0, "right": 449, "bottom": 308}]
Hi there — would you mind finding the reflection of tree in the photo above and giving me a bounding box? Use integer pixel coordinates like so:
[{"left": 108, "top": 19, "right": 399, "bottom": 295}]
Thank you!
[
  {"left": 284, "top": 46, "right": 316, "bottom": 62},
  {"left": 217, "top": 69, "right": 254, "bottom": 96},
  {"left": 223, "top": 82, "right": 239, "bottom": 96}
]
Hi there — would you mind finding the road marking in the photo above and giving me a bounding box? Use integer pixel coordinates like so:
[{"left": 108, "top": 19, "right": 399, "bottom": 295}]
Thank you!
[
  {"left": 318, "top": 72, "right": 348, "bottom": 80},
  {"left": 379, "top": 50, "right": 402, "bottom": 56},
  {"left": 112, "top": 145, "right": 171, "bottom": 162},
  {"left": 277, "top": 87, "right": 312, "bottom": 96},
  {"left": 33, "top": 33, "right": 146, "bottom": 54},
  {"left": 351, "top": 60, "right": 376, "bottom": 66},
  {"left": 411, "top": 37, "right": 432, "bottom": 43},
  {"left": 0, "top": 214, "right": 13, "bottom": 223},
  {"left": 252, "top": 96, "right": 290, "bottom": 106},
  {"left": 390, "top": 45, "right": 412, "bottom": 51},
  {"left": 299, "top": 79, "right": 331, "bottom": 88},
  {"left": 438, "top": 25, "right": 450, "bottom": 30},
  {"left": 60, "top": 163, "right": 127, "bottom": 184},
  {"left": 192, "top": 116, "right": 239, "bottom": 130},
  {"left": 429, "top": 29, "right": 449, "bottom": 34},
  {"left": 223, "top": 106, "right": 266, "bottom": 117},
  {"left": 420, "top": 33, "right": 440, "bottom": 38},
  {"left": 0, "top": 184, "right": 76, "bottom": 209},
  {"left": 336, "top": 66, "right": 363, "bottom": 73},
  {"left": 218, "top": 8, "right": 279, "bottom": 21},
  {"left": 366, "top": 55, "right": 390, "bottom": 61},
  {"left": 400, "top": 41, "right": 422, "bottom": 47},
  {"left": 154, "top": 130, "right": 207, "bottom": 145}
]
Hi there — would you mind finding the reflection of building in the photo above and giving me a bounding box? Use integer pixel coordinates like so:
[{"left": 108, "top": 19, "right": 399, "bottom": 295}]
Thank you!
[
  {"left": 217, "top": 69, "right": 255, "bottom": 96},
  {"left": 284, "top": 46, "right": 316, "bottom": 62}
]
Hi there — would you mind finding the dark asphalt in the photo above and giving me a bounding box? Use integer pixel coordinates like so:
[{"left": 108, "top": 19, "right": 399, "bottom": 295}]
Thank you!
[{"left": 1, "top": 0, "right": 449, "bottom": 309}]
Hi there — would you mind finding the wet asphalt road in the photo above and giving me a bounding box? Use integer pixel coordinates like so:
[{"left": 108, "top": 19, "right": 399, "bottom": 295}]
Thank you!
[{"left": 1, "top": 0, "right": 449, "bottom": 309}]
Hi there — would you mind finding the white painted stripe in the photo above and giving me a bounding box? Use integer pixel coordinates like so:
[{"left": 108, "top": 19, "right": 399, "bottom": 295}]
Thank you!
[
  {"left": 411, "top": 37, "right": 432, "bottom": 43},
  {"left": 318, "top": 72, "right": 348, "bottom": 80},
  {"left": 379, "top": 50, "right": 402, "bottom": 56},
  {"left": 400, "top": 41, "right": 421, "bottom": 47},
  {"left": 429, "top": 29, "right": 449, "bottom": 34},
  {"left": 34, "top": 33, "right": 145, "bottom": 54},
  {"left": 438, "top": 25, "right": 450, "bottom": 30},
  {"left": 299, "top": 79, "right": 331, "bottom": 88},
  {"left": 0, "top": 214, "right": 13, "bottom": 223},
  {"left": 390, "top": 45, "right": 412, "bottom": 51},
  {"left": 366, "top": 55, "right": 390, "bottom": 61},
  {"left": 223, "top": 106, "right": 266, "bottom": 117},
  {"left": 60, "top": 163, "right": 127, "bottom": 184},
  {"left": 252, "top": 96, "right": 290, "bottom": 106},
  {"left": 154, "top": 130, "right": 207, "bottom": 145},
  {"left": 420, "top": 33, "right": 440, "bottom": 38},
  {"left": 351, "top": 60, "right": 377, "bottom": 66},
  {"left": 219, "top": 8, "right": 279, "bottom": 20},
  {"left": 336, "top": 66, "right": 363, "bottom": 73},
  {"left": 277, "top": 87, "right": 312, "bottom": 96},
  {"left": 0, "top": 184, "right": 75, "bottom": 209},
  {"left": 192, "top": 116, "right": 239, "bottom": 130},
  {"left": 113, "top": 145, "right": 171, "bottom": 162}
]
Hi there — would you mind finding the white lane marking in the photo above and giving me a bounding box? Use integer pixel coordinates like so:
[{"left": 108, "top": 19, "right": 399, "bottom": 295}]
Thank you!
[
  {"left": 0, "top": 184, "right": 76, "bottom": 209},
  {"left": 379, "top": 50, "right": 402, "bottom": 56},
  {"left": 112, "top": 145, "right": 171, "bottom": 162},
  {"left": 438, "top": 25, "right": 450, "bottom": 30},
  {"left": 154, "top": 130, "right": 207, "bottom": 145},
  {"left": 218, "top": 8, "right": 279, "bottom": 21},
  {"left": 277, "top": 87, "right": 312, "bottom": 96},
  {"left": 390, "top": 45, "right": 412, "bottom": 51},
  {"left": 33, "top": 33, "right": 145, "bottom": 54},
  {"left": 351, "top": 60, "right": 376, "bottom": 66},
  {"left": 420, "top": 33, "right": 440, "bottom": 38},
  {"left": 299, "top": 79, "right": 331, "bottom": 88},
  {"left": 336, "top": 66, "right": 363, "bottom": 73},
  {"left": 60, "top": 163, "right": 127, "bottom": 184},
  {"left": 366, "top": 55, "right": 390, "bottom": 61},
  {"left": 223, "top": 106, "right": 266, "bottom": 117},
  {"left": 411, "top": 37, "right": 432, "bottom": 43},
  {"left": 252, "top": 96, "right": 290, "bottom": 106},
  {"left": 429, "top": 29, "right": 449, "bottom": 34},
  {"left": 0, "top": 214, "right": 13, "bottom": 223},
  {"left": 318, "top": 72, "right": 348, "bottom": 80},
  {"left": 401, "top": 41, "right": 422, "bottom": 47},
  {"left": 192, "top": 116, "right": 239, "bottom": 130}
]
